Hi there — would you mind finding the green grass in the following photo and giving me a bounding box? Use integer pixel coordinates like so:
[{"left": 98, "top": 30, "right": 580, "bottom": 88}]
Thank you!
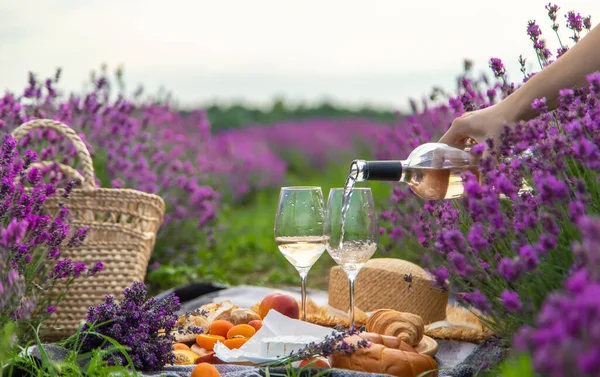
[{"left": 146, "top": 159, "right": 400, "bottom": 294}]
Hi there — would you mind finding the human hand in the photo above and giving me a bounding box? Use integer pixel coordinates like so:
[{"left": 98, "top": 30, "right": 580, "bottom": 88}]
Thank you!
[{"left": 438, "top": 103, "right": 517, "bottom": 153}]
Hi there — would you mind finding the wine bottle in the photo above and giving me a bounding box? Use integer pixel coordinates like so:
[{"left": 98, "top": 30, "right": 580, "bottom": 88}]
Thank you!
[{"left": 349, "top": 143, "right": 480, "bottom": 200}]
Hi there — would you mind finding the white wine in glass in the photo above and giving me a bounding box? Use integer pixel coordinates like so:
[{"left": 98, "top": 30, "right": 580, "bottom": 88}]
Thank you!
[
  {"left": 275, "top": 236, "right": 329, "bottom": 271},
  {"left": 324, "top": 187, "right": 379, "bottom": 328},
  {"left": 274, "top": 187, "right": 327, "bottom": 321}
]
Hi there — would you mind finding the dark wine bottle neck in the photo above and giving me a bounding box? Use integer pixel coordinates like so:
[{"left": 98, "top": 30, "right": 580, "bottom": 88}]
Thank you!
[{"left": 365, "top": 161, "right": 403, "bottom": 181}]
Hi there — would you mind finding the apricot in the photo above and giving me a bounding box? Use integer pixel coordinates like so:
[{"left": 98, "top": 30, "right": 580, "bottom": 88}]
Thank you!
[
  {"left": 248, "top": 320, "right": 263, "bottom": 332},
  {"left": 299, "top": 358, "right": 330, "bottom": 369},
  {"left": 173, "top": 343, "right": 190, "bottom": 351},
  {"left": 226, "top": 324, "right": 256, "bottom": 339},
  {"left": 191, "top": 362, "right": 221, "bottom": 377},
  {"left": 258, "top": 293, "right": 300, "bottom": 319},
  {"left": 172, "top": 349, "right": 200, "bottom": 365},
  {"left": 223, "top": 337, "right": 248, "bottom": 349},
  {"left": 209, "top": 320, "right": 235, "bottom": 337},
  {"left": 196, "top": 334, "right": 226, "bottom": 351}
]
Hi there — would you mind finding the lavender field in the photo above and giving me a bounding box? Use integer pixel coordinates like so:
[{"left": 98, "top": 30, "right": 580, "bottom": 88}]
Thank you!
[{"left": 2, "top": 3, "right": 600, "bottom": 376}]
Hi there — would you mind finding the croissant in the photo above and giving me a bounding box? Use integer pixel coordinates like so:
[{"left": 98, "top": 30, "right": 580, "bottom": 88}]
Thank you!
[
  {"left": 329, "top": 334, "right": 438, "bottom": 377},
  {"left": 367, "top": 309, "right": 424, "bottom": 347}
]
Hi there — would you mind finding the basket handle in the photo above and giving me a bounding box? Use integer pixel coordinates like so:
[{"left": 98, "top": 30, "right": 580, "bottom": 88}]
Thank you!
[
  {"left": 11, "top": 119, "right": 96, "bottom": 191},
  {"left": 31, "top": 162, "right": 86, "bottom": 183},
  {"left": 14, "top": 162, "right": 86, "bottom": 186}
]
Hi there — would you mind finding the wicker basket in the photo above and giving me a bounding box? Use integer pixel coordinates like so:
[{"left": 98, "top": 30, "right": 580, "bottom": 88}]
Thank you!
[
  {"left": 11, "top": 119, "right": 166, "bottom": 341},
  {"left": 328, "top": 258, "right": 448, "bottom": 324}
]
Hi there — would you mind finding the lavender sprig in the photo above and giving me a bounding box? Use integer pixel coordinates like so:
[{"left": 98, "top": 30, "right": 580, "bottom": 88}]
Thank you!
[
  {"left": 79, "top": 281, "right": 201, "bottom": 372},
  {"left": 262, "top": 327, "right": 370, "bottom": 367}
]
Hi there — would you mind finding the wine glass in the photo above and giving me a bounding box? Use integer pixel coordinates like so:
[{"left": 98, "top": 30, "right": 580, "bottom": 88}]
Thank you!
[
  {"left": 324, "top": 188, "right": 379, "bottom": 328},
  {"left": 274, "top": 186, "right": 327, "bottom": 321}
]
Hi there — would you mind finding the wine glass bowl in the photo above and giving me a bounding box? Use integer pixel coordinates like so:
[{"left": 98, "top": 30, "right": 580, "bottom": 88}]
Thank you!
[
  {"left": 324, "top": 187, "right": 379, "bottom": 328},
  {"left": 274, "top": 186, "right": 327, "bottom": 321}
]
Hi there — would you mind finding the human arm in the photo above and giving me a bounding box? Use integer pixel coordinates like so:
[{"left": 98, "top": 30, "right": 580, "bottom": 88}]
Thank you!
[{"left": 439, "top": 23, "right": 600, "bottom": 146}]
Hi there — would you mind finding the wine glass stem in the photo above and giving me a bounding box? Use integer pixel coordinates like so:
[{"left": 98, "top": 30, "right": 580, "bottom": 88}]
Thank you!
[
  {"left": 348, "top": 276, "right": 356, "bottom": 329},
  {"left": 300, "top": 273, "right": 307, "bottom": 321}
]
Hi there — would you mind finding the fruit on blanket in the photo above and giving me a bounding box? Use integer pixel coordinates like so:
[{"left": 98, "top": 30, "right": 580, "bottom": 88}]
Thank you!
[
  {"left": 209, "top": 320, "right": 235, "bottom": 337},
  {"left": 258, "top": 293, "right": 300, "bottom": 319},
  {"left": 173, "top": 343, "right": 191, "bottom": 351},
  {"left": 299, "top": 358, "right": 330, "bottom": 369},
  {"left": 190, "top": 345, "right": 223, "bottom": 364},
  {"left": 191, "top": 362, "right": 221, "bottom": 377},
  {"left": 248, "top": 320, "right": 263, "bottom": 332},
  {"left": 196, "top": 334, "right": 226, "bottom": 351},
  {"left": 172, "top": 349, "right": 201, "bottom": 365},
  {"left": 226, "top": 324, "right": 256, "bottom": 339},
  {"left": 223, "top": 337, "right": 248, "bottom": 349}
]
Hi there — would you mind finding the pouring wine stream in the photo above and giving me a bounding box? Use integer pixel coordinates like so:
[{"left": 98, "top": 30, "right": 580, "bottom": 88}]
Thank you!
[{"left": 340, "top": 165, "right": 359, "bottom": 250}]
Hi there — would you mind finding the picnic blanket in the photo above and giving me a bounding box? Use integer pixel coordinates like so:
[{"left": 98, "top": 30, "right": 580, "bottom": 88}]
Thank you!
[
  {"left": 27, "top": 285, "right": 503, "bottom": 377},
  {"left": 28, "top": 338, "right": 502, "bottom": 377}
]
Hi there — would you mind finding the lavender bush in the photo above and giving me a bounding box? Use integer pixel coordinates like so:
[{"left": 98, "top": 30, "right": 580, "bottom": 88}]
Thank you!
[
  {"left": 1, "top": 70, "right": 221, "bottom": 265},
  {"left": 0, "top": 133, "right": 102, "bottom": 341},
  {"left": 381, "top": 3, "right": 598, "bottom": 341},
  {"left": 513, "top": 215, "right": 600, "bottom": 376}
]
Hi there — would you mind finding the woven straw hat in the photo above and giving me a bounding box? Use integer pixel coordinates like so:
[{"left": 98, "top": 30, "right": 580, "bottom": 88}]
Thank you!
[{"left": 328, "top": 258, "right": 448, "bottom": 324}]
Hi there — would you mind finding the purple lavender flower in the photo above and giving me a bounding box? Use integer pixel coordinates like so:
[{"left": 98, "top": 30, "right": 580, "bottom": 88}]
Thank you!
[
  {"left": 67, "top": 226, "right": 89, "bottom": 248},
  {"left": 518, "top": 245, "right": 539, "bottom": 271},
  {"left": 462, "top": 290, "right": 491, "bottom": 313},
  {"left": 80, "top": 281, "right": 190, "bottom": 371},
  {"left": 448, "top": 251, "right": 471, "bottom": 276},
  {"left": 428, "top": 265, "right": 449, "bottom": 290},
  {"left": 500, "top": 290, "right": 522, "bottom": 312},
  {"left": 498, "top": 257, "right": 521, "bottom": 282},
  {"left": 88, "top": 261, "right": 104, "bottom": 276},
  {"left": 583, "top": 16, "right": 592, "bottom": 31},
  {"left": 51, "top": 259, "right": 75, "bottom": 279},
  {"left": 467, "top": 224, "right": 488, "bottom": 253},
  {"left": 515, "top": 271, "right": 600, "bottom": 376},
  {"left": 489, "top": 58, "right": 506, "bottom": 78}
]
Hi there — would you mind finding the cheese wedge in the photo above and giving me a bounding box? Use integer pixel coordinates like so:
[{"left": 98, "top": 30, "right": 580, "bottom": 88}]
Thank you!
[{"left": 260, "top": 336, "right": 320, "bottom": 358}]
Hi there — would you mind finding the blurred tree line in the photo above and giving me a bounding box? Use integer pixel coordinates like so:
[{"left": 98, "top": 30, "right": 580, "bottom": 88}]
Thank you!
[{"left": 186, "top": 97, "right": 401, "bottom": 131}]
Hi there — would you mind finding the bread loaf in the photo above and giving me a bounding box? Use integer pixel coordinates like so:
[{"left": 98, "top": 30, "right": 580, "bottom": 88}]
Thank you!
[
  {"left": 368, "top": 309, "right": 424, "bottom": 347},
  {"left": 199, "top": 301, "right": 261, "bottom": 325},
  {"left": 173, "top": 315, "right": 210, "bottom": 344},
  {"left": 329, "top": 334, "right": 438, "bottom": 377}
]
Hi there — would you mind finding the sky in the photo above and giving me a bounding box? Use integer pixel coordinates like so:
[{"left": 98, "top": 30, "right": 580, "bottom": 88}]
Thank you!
[{"left": 0, "top": 0, "right": 598, "bottom": 111}]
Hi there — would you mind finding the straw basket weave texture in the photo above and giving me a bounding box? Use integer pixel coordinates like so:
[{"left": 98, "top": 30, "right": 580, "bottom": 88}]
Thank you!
[
  {"left": 328, "top": 258, "right": 448, "bottom": 324},
  {"left": 11, "top": 119, "right": 166, "bottom": 341}
]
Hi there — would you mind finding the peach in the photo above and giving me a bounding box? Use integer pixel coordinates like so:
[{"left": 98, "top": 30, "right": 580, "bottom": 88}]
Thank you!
[
  {"left": 258, "top": 293, "right": 300, "bottom": 319},
  {"left": 299, "top": 358, "right": 330, "bottom": 369},
  {"left": 173, "top": 343, "right": 190, "bottom": 351},
  {"left": 248, "top": 320, "right": 263, "bottom": 332},
  {"left": 172, "top": 349, "right": 201, "bottom": 365}
]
